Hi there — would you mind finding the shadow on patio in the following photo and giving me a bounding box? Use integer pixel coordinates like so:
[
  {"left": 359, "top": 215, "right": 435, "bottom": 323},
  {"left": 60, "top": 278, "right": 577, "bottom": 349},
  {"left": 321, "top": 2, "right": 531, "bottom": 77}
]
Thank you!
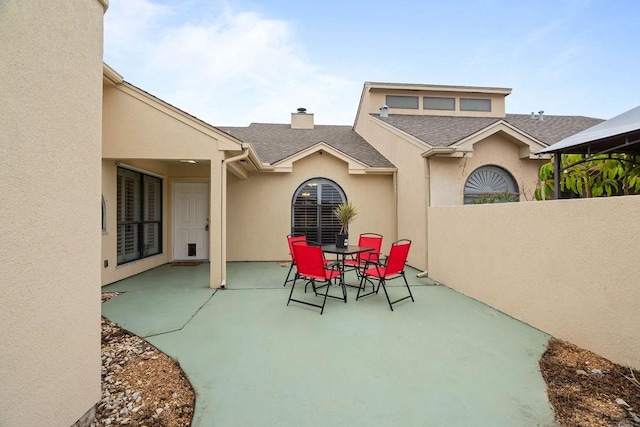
[{"left": 101, "top": 262, "right": 555, "bottom": 426}]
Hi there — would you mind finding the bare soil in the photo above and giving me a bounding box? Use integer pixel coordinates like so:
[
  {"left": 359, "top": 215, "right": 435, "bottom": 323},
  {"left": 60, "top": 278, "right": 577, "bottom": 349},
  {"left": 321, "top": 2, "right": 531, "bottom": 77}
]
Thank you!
[
  {"left": 540, "top": 337, "right": 640, "bottom": 426},
  {"left": 98, "top": 293, "right": 194, "bottom": 426}
]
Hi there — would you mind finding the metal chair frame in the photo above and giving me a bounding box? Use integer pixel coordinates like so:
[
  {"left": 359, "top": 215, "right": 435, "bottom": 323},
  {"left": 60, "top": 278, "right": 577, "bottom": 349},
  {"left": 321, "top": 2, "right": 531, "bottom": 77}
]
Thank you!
[
  {"left": 356, "top": 239, "right": 415, "bottom": 311},
  {"left": 287, "top": 242, "right": 344, "bottom": 315},
  {"left": 283, "top": 233, "right": 306, "bottom": 287}
]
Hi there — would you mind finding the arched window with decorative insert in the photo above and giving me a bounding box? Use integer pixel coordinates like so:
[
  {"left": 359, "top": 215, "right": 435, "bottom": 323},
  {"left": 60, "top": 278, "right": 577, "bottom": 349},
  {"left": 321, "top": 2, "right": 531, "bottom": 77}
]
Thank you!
[
  {"left": 463, "top": 165, "right": 519, "bottom": 204},
  {"left": 291, "top": 178, "right": 346, "bottom": 244}
]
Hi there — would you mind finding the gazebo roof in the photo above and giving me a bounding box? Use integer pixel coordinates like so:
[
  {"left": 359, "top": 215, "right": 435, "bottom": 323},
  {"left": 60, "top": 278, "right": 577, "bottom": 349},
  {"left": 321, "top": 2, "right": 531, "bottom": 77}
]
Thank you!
[{"left": 538, "top": 105, "right": 640, "bottom": 155}]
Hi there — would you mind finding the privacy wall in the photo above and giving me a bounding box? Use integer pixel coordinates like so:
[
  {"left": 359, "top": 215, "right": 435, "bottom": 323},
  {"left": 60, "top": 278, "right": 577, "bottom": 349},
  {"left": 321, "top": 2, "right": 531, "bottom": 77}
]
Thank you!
[{"left": 428, "top": 196, "right": 640, "bottom": 369}]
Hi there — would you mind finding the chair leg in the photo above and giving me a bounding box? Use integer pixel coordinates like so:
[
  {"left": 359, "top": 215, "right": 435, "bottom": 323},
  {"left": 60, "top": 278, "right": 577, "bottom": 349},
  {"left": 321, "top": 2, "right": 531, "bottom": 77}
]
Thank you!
[
  {"left": 356, "top": 274, "right": 377, "bottom": 300},
  {"left": 287, "top": 275, "right": 298, "bottom": 306},
  {"left": 385, "top": 273, "right": 415, "bottom": 311},
  {"left": 283, "top": 262, "right": 295, "bottom": 287},
  {"left": 378, "top": 278, "right": 394, "bottom": 311},
  {"left": 402, "top": 273, "right": 415, "bottom": 302},
  {"left": 319, "top": 278, "right": 331, "bottom": 315}
]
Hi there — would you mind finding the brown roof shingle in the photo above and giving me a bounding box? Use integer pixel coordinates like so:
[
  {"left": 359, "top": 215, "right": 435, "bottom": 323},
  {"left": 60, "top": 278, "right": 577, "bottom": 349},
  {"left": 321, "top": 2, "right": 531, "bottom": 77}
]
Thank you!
[
  {"left": 377, "top": 114, "right": 603, "bottom": 147},
  {"left": 219, "top": 123, "right": 395, "bottom": 168}
]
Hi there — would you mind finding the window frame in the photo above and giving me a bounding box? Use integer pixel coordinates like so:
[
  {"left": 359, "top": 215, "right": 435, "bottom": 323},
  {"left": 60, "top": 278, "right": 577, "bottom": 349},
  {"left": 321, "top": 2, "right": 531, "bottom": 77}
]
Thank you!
[
  {"left": 463, "top": 164, "right": 519, "bottom": 204},
  {"left": 291, "top": 178, "right": 346, "bottom": 245},
  {"left": 423, "top": 96, "right": 455, "bottom": 111},
  {"left": 116, "top": 166, "right": 163, "bottom": 265},
  {"left": 460, "top": 98, "right": 492, "bottom": 112},
  {"left": 386, "top": 95, "right": 419, "bottom": 110}
]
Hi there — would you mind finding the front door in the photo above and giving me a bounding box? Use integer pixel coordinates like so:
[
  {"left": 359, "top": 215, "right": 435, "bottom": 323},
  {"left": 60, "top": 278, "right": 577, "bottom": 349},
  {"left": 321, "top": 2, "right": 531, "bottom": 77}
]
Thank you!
[{"left": 173, "top": 182, "right": 209, "bottom": 260}]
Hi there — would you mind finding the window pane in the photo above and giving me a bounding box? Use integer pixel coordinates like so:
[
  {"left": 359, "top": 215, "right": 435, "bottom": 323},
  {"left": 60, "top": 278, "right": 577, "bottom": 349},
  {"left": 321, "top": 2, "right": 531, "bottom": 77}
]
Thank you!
[
  {"left": 423, "top": 97, "right": 455, "bottom": 111},
  {"left": 386, "top": 95, "right": 419, "bottom": 109},
  {"left": 460, "top": 98, "right": 491, "bottom": 112},
  {"left": 143, "top": 176, "right": 161, "bottom": 221},
  {"left": 116, "top": 167, "right": 163, "bottom": 264},
  {"left": 143, "top": 223, "right": 160, "bottom": 257}
]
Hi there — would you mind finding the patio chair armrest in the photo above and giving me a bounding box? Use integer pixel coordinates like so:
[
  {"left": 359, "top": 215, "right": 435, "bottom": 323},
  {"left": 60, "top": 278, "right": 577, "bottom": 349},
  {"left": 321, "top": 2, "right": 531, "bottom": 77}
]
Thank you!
[
  {"left": 325, "top": 261, "right": 341, "bottom": 270},
  {"left": 362, "top": 255, "right": 384, "bottom": 270}
]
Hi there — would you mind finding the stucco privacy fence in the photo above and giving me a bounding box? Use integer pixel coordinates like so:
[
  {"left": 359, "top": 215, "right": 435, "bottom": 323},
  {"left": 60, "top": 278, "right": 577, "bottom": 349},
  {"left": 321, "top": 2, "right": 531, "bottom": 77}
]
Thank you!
[{"left": 428, "top": 194, "right": 640, "bottom": 370}]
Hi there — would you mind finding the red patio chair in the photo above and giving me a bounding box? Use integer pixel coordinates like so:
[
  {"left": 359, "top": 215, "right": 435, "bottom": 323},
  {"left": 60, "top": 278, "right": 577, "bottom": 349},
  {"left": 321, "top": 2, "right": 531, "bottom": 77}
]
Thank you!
[
  {"left": 344, "top": 232, "right": 383, "bottom": 276},
  {"left": 356, "top": 239, "right": 414, "bottom": 311},
  {"left": 283, "top": 233, "right": 306, "bottom": 287},
  {"left": 287, "top": 241, "right": 343, "bottom": 315}
]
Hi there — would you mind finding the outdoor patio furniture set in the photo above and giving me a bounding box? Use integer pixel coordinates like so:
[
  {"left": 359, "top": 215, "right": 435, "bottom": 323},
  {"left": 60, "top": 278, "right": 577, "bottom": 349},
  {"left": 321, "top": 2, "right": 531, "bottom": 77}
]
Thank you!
[{"left": 284, "top": 233, "right": 415, "bottom": 314}]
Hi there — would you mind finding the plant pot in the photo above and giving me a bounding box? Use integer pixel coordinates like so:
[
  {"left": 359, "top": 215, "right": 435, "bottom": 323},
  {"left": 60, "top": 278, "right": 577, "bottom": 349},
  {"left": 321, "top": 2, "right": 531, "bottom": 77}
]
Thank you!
[{"left": 336, "top": 234, "right": 348, "bottom": 248}]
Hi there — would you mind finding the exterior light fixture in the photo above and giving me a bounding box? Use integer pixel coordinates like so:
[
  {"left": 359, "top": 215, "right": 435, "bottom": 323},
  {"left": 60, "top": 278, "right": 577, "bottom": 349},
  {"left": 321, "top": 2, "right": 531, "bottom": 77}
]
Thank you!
[{"left": 179, "top": 160, "right": 198, "bottom": 164}]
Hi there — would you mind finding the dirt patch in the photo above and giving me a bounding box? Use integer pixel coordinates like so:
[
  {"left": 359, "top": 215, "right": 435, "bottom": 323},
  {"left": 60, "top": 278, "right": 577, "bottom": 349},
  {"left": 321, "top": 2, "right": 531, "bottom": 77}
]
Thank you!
[
  {"left": 540, "top": 337, "right": 640, "bottom": 426},
  {"left": 98, "top": 292, "right": 195, "bottom": 426}
]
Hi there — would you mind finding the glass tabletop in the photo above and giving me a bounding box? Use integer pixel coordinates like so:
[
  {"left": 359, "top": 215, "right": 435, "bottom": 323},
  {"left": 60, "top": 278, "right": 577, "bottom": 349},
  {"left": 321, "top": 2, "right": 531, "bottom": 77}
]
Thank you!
[{"left": 321, "top": 244, "right": 375, "bottom": 255}]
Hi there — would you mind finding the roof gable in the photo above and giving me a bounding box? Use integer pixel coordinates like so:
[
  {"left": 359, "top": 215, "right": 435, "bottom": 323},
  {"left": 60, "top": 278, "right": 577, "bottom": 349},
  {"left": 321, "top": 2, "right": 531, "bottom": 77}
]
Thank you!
[
  {"left": 219, "top": 123, "right": 395, "bottom": 170},
  {"left": 374, "top": 113, "right": 603, "bottom": 159}
]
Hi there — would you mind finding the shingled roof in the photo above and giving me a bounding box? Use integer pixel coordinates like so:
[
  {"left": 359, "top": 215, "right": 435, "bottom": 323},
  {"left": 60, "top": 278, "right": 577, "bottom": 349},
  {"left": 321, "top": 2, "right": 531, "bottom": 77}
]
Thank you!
[
  {"left": 219, "top": 123, "right": 395, "bottom": 168},
  {"left": 376, "top": 114, "right": 604, "bottom": 147}
]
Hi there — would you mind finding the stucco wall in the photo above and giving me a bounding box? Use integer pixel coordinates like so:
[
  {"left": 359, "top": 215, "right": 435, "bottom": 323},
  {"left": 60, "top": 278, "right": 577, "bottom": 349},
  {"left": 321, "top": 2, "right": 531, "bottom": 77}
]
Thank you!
[
  {"left": 0, "top": 0, "right": 106, "bottom": 425},
  {"left": 429, "top": 135, "right": 546, "bottom": 206},
  {"left": 102, "top": 81, "right": 231, "bottom": 287},
  {"left": 226, "top": 152, "right": 396, "bottom": 261},
  {"left": 366, "top": 88, "right": 507, "bottom": 117},
  {"left": 355, "top": 116, "right": 428, "bottom": 270},
  {"left": 428, "top": 196, "right": 640, "bottom": 369}
]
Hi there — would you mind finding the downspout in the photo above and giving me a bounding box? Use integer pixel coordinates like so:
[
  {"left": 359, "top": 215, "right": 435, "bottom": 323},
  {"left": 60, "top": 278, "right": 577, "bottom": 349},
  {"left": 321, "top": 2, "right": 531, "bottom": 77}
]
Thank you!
[
  {"left": 220, "top": 146, "right": 250, "bottom": 288},
  {"left": 416, "top": 156, "right": 430, "bottom": 278}
]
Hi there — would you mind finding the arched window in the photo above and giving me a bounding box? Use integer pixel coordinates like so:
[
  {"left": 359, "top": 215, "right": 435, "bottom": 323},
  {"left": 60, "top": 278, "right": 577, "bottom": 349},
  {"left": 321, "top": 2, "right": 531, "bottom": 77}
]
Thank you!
[
  {"left": 464, "top": 165, "right": 519, "bottom": 204},
  {"left": 291, "top": 178, "right": 346, "bottom": 244}
]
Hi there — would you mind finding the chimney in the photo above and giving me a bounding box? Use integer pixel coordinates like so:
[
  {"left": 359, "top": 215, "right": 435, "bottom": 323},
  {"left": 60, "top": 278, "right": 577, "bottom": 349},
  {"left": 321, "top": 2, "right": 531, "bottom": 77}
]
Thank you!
[
  {"left": 291, "top": 107, "right": 314, "bottom": 129},
  {"left": 380, "top": 105, "right": 389, "bottom": 118}
]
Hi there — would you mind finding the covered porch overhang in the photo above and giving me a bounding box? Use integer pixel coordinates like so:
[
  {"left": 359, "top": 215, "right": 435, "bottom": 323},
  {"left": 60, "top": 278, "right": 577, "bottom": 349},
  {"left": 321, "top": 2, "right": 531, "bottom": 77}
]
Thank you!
[{"left": 537, "top": 105, "right": 640, "bottom": 198}]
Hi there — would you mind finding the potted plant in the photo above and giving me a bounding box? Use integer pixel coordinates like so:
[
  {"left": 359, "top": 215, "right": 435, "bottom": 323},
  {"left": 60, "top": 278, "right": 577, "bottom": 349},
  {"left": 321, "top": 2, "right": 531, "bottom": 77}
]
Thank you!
[{"left": 333, "top": 201, "right": 358, "bottom": 248}]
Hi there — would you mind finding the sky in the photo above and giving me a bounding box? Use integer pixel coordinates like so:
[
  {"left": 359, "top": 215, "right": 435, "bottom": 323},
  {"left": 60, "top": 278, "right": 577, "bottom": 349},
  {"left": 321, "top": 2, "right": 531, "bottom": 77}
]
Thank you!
[{"left": 104, "top": 0, "right": 640, "bottom": 127}]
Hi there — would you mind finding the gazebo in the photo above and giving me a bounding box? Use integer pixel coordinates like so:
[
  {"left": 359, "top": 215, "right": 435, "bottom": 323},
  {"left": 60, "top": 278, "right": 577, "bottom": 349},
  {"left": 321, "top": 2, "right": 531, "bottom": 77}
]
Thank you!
[{"left": 538, "top": 105, "right": 640, "bottom": 198}]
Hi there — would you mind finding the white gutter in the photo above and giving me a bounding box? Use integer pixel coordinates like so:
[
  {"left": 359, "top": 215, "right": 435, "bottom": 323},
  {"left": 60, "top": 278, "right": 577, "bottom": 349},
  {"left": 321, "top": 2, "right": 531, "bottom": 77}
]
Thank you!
[{"left": 220, "top": 145, "right": 250, "bottom": 288}]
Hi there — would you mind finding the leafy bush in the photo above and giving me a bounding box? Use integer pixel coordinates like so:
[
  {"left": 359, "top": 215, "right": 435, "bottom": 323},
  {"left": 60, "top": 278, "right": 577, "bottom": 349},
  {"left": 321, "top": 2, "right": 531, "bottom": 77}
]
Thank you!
[{"left": 471, "top": 192, "right": 519, "bottom": 204}]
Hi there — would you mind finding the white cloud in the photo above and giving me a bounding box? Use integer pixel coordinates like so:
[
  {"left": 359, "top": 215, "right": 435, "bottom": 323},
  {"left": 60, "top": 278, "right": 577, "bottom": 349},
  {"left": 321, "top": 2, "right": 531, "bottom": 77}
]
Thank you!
[{"left": 104, "top": 1, "right": 358, "bottom": 126}]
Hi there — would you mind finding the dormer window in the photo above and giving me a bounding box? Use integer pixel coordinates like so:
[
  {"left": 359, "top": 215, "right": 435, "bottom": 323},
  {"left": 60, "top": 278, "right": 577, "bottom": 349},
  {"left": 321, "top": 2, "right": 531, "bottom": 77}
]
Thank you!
[
  {"left": 386, "top": 95, "right": 419, "bottom": 109},
  {"left": 460, "top": 98, "right": 492, "bottom": 112},
  {"left": 423, "top": 96, "right": 455, "bottom": 111}
]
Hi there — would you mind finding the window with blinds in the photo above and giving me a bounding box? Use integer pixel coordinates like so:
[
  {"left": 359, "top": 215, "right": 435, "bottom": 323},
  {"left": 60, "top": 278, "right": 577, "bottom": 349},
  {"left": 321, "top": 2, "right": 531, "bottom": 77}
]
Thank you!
[
  {"left": 291, "top": 178, "right": 345, "bottom": 245},
  {"left": 463, "top": 165, "right": 518, "bottom": 204},
  {"left": 117, "top": 167, "right": 162, "bottom": 264}
]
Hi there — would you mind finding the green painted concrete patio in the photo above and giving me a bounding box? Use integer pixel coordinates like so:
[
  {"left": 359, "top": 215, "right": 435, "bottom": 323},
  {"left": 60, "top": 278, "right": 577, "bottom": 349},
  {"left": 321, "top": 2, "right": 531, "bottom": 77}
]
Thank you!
[{"left": 101, "top": 262, "right": 556, "bottom": 426}]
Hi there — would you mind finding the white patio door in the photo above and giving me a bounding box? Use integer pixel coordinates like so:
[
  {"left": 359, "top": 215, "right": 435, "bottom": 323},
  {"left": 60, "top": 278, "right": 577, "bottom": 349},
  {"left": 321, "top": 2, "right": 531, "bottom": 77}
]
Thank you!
[{"left": 173, "top": 182, "right": 209, "bottom": 260}]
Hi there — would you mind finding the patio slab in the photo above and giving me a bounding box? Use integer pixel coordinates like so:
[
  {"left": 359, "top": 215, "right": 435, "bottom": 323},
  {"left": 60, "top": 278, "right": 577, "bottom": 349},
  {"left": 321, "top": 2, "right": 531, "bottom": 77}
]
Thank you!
[{"left": 102, "top": 262, "right": 556, "bottom": 426}]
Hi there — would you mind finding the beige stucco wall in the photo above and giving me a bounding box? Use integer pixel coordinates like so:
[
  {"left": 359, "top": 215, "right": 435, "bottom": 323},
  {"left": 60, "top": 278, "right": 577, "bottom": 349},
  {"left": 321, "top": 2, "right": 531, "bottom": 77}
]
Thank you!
[
  {"left": 0, "top": 0, "right": 106, "bottom": 425},
  {"left": 226, "top": 152, "right": 396, "bottom": 261},
  {"left": 355, "top": 117, "right": 428, "bottom": 270},
  {"left": 101, "top": 160, "right": 212, "bottom": 286},
  {"left": 366, "top": 88, "right": 507, "bottom": 117},
  {"left": 428, "top": 196, "right": 640, "bottom": 369},
  {"left": 102, "top": 83, "right": 232, "bottom": 287},
  {"left": 429, "top": 135, "right": 546, "bottom": 206}
]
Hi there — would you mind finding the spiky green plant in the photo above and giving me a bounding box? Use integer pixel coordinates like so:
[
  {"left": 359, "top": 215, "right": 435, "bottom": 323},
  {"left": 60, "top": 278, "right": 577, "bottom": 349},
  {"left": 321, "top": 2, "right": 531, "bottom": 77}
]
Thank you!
[{"left": 333, "top": 202, "right": 358, "bottom": 234}]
